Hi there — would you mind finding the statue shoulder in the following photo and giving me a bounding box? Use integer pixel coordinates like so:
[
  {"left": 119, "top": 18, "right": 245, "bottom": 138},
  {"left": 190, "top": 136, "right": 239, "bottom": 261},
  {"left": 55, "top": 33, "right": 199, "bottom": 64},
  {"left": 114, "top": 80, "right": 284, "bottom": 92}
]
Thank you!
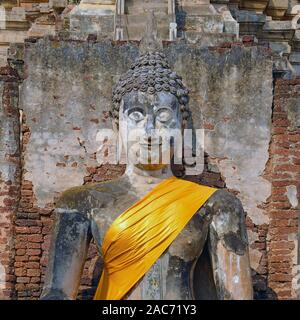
[
  {"left": 204, "top": 188, "right": 244, "bottom": 214},
  {"left": 56, "top": 177, "right": 129, "bottom": 217}
]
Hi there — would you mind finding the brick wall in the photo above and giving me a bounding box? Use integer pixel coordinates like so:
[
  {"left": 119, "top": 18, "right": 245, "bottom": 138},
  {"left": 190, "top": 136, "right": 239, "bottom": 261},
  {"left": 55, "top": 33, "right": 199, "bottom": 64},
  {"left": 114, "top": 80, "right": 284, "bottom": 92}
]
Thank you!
[
  {"left": 266, "top": 77, "right": 300, "bottom": 300},
  {"left": 0, "top": 66, "right": 20, "bottom": 299},
  {"left": 246, "top": 218, "right": 271, "bottom": 299},
  {"left": 14, "top": 111, "right": 57, "bottom": 299}
]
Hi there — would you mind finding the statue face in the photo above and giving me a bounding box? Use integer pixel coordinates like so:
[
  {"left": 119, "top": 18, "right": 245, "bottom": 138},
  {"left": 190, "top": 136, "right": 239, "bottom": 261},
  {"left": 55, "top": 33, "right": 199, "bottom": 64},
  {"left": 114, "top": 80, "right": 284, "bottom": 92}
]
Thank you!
[{"left": 119, "top": 91, "right": 182, "bottom": 170}]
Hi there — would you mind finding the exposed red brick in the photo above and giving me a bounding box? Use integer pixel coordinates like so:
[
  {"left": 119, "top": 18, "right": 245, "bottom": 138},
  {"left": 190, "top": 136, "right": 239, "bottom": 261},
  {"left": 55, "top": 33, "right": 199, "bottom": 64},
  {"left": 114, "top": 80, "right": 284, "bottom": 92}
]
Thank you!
[
  {"left": 16, "top": 277, "right": 30, "bottom": 284},
  {"left": 27, "top": 269, "right": 41, "bottom": 277},
  {"left": 27, "top": 235, "right": 43, "bottom": 243},
  {"left": 26, "top": 249, "right": 41, "bottom": 256},
  {"left": 265, "top": 78, "right": 300, "bottom": 300}
]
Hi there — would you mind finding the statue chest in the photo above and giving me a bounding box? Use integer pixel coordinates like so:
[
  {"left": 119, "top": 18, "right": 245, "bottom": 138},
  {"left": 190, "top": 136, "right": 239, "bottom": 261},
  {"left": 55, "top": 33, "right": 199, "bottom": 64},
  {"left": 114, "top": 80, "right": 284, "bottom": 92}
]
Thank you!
[
  {"left": 125, "top": 215, "right": 209, "bottom": 300},
  {"left": 90, "top": 192, "right": 210, "bottom": 300},
  {"left": 90, "top": 188, "right": 209, "bottom": 247}
]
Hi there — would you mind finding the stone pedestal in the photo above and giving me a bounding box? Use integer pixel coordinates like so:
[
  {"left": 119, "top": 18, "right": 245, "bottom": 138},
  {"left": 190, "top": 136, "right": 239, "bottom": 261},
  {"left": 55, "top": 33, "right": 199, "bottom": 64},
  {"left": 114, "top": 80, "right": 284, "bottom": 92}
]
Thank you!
[
  {"left": 4, "top": 6, "right": 29, "bottom": 29},
  {"left": 66, "top": 0, "right": 240, "bottom": 42},
  {"left": 235, "top": 10, "right": 266, "bottom": 36},
  {"left": 285, "top": 0, "right": 300, "bottom": 19},
  {"left": 259, "top": 20, "right": 295, "bottom": 56},
  {"left": 265, "top": 0, "right": 288, "bottom": 20},
  {"left": 27, "top": 13, "right": 56, "bottom": 37},
  {"left": 214, "top": 3, "right": 239, "bottom": 36},
  {"left": 177, "top": 1, "right": 239, "bottom": 42},
  {"left": 1, "top": 1, "right": 18, "bottom": 10},
  {"left": 19, "top": 0, "right": 49, "bottom": 9},
  {"left": 50, "top": 0, "right": 68, "bottom": 11},
  {"left": 239, "top": 0, "right": 269, "bottom": 14},
  {"left": 119, "top": 0, "right": 172, "bottom": 41},
  {"left": 0, "top": 7, "right": 29, "bottom": 66},
  {"left": 69, "top": 0, "right": 116, "bottom": 39}
]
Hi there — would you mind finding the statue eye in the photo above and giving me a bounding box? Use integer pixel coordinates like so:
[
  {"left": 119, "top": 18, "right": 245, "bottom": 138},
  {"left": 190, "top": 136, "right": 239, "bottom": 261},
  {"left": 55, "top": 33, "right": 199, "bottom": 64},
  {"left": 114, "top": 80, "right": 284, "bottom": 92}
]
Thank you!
[
  {"left": 128, "top": 110, "right": 144, "bottom": 122},
  {"left": 156, "top": 109, "right": 172, "bottom": 123}
]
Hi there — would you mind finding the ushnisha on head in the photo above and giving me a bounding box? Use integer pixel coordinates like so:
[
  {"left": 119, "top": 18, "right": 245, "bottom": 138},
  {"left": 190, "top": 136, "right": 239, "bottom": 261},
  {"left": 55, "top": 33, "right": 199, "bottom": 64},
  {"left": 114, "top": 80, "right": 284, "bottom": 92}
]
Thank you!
[{"left": 111, "top": 51, "right": 191, "bottom": 128}]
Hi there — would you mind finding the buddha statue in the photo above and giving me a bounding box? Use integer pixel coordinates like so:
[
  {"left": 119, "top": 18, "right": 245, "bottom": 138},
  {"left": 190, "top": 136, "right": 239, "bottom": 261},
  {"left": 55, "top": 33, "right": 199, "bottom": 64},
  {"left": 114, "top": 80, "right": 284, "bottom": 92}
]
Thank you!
[{"left": 40, "top": 49, "right": 253, "bottom": 301}]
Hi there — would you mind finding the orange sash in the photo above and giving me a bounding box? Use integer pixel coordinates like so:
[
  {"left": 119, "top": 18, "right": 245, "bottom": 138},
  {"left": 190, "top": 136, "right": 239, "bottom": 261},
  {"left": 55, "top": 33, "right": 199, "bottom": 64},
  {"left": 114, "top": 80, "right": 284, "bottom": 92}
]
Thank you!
[{"left": 94, "top": 176, "right": 217, "bottom": 300}]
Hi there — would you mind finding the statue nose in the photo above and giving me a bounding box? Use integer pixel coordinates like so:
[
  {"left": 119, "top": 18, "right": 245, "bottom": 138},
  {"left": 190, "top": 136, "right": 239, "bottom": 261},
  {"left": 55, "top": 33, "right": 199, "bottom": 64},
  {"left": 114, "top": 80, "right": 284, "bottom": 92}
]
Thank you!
[
  {"left": 145, "top": 115, "right": 155, "bottom": 135},
  {"left": 142, "top": 115, "right": 159, "bottom": 144}
]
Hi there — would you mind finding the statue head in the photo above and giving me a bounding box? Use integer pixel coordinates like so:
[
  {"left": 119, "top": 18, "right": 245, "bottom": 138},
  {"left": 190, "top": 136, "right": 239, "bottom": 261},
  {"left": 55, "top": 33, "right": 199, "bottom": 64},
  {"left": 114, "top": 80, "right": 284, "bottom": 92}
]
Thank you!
[{"left": 111, "top": 51, "right": 191, "bottom": 171}]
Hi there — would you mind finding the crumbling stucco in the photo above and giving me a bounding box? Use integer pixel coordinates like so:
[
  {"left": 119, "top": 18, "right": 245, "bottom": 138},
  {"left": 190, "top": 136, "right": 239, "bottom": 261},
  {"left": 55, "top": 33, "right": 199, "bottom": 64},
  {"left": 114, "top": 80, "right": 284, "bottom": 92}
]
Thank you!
[{"left": 164, "top": 44, "right": 273, "bottom": 227}]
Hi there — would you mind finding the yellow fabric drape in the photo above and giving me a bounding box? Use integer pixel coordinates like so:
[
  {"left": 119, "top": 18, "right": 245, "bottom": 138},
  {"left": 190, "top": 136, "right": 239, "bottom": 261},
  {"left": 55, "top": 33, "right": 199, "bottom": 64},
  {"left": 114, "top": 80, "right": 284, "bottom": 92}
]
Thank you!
[{"left": 94, "top": 176, "right": 217, "bottom": 300}]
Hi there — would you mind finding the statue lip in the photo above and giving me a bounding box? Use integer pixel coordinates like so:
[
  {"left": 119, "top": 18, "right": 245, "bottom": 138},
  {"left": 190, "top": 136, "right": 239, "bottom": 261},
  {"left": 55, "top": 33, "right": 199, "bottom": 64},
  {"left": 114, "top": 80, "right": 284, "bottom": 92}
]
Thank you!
[
  {"left": 140, "top": 143, "right": 163, "bottom": 150},
  {"left": 140, "top": 143, "right": 162, "bottom": 147}
]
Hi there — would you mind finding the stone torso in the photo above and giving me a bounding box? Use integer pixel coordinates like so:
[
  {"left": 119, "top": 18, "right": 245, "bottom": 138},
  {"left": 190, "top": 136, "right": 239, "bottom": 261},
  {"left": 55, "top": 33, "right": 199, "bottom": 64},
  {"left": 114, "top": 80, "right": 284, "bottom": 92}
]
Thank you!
[
  {"left": 43, "top": 174, "right": 251, "bottom": 301},
  {"left": 81, "top": 176, "right": 212, "bottom": 300}
]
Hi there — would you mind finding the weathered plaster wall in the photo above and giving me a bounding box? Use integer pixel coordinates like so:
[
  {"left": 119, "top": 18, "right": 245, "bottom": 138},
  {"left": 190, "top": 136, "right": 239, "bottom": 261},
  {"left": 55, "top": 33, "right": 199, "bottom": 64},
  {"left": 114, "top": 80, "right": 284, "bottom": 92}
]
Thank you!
[
  {"left": 21, "top": 39, "right": 273, "bottom": 214},
  {"left": 165, "top": 42, "right": 273, "bottom": 223},
  {"left": 15, "top": 38, "right": 276, "bottom": 299},
  {"left": 20, "top": 39, "right": 138, "bottom": 207}
]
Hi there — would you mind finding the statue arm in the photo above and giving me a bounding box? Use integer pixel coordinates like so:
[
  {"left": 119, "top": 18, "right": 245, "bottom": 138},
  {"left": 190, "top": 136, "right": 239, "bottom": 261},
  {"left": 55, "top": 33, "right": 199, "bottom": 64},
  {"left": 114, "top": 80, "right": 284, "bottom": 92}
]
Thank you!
[
  {"left": 207, "top": 190, "right": 253, "bottom": 300},
  {"left": 41, "top": 203, "right": 92, "bottom": 300}
]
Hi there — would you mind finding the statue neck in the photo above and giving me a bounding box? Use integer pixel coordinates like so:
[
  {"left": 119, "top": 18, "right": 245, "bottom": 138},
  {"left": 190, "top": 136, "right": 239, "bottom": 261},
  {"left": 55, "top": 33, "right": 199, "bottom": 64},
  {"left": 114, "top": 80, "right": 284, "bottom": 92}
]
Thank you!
[{"left": 124, "top": 164, "right": 173, "bottom": 187}]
